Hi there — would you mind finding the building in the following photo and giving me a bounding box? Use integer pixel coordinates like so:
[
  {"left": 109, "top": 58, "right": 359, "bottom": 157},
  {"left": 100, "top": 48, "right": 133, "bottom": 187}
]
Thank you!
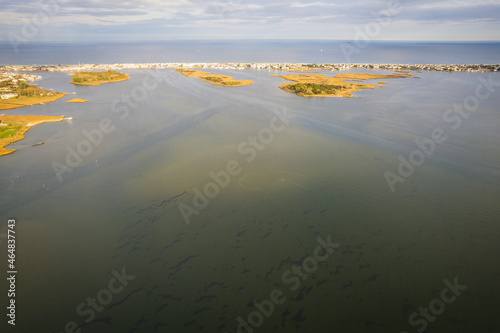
[{"left": 1, "top": 93, "right": 18, "bottom": 99}]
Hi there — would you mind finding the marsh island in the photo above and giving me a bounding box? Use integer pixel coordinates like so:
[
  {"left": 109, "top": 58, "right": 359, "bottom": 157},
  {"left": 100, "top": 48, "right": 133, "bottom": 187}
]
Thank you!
[
  {"left": 0, "top": 115, "right": 65, "bottom": 156},
  {"left": 176, "top": 69, "right": 253, "bottom": 87},
  {"left": 70, "top": 70, "right": 130, "bottom": 86},
  {"left": 275, "top": 71, "right": 413, "bottom": 97}
]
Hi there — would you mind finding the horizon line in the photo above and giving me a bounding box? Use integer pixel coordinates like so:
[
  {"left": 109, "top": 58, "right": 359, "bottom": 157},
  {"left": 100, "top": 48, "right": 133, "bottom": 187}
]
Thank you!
[{"left": 1, "top": 39, "right": 500, "bottom": 44}]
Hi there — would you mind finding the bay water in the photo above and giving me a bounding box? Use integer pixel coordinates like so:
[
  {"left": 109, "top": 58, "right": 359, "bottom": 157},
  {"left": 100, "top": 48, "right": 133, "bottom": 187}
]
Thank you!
[{"left": 0, "top": 42, "right": 499, "bottom": 332}]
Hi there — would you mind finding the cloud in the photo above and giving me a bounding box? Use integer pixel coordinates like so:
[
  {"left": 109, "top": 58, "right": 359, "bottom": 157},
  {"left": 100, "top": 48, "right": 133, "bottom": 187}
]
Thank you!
[
  {"left": 62, "top": 10, "right": 149, "bottom": 17},
  {"left": 397, "top": 3, "right": 500, "bottom": 22},
  {"left": 0, "top": 0, "right": 499, "bottom": 41}
]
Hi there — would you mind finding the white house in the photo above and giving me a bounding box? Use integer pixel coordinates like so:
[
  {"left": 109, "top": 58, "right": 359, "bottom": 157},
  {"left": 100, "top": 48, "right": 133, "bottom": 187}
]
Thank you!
[{"left": 1, "top": 93, "right": 18, "bottom": 99}]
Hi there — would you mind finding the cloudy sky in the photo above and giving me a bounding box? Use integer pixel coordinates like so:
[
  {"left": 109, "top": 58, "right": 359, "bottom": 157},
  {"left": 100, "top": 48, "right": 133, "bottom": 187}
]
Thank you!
[{"left": 1, "top": 0, "right": 499, "bottom": 42}]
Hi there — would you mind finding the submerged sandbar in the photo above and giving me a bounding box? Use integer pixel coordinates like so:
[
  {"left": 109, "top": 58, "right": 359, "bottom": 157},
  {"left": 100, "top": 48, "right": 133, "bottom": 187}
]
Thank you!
[{"left": 67, "top": 98, "right": 88, "bottom": 103}]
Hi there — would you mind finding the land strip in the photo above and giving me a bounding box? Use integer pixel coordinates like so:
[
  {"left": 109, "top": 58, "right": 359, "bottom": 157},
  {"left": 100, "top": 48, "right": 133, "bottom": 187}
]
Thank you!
[
  {"left": 0, "top": 72, "right": 67, "bottom": 110},
  {"left": 2, "top": 63, "right": 498, "bottom": 73},
  {"left": 176, "top": 69, "right": 253, "bottom": 87},
  {"left": 275, "top": 71, "right": 413, "bottom": 97},
  {"left": 0, "top": 115, "right": 65, "bottom": 156},
  {"left": 70, "top": 70, "right": 129, "bottom": 85}
]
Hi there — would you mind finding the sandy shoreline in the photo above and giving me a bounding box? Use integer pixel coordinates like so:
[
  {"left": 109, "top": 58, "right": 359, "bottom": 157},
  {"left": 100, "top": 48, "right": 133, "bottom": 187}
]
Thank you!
[{"left": 0, "top": 115, "right": 65, "bottom": 156}]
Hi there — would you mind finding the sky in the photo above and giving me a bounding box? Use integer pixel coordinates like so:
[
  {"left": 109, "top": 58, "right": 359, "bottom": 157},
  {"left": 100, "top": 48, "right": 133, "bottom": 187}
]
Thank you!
[{"left": 1, "top": 0, "right": 500, "bottom": 42}]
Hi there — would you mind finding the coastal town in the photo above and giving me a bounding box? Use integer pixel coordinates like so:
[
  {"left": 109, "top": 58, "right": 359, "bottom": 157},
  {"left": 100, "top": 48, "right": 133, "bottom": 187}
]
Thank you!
[
  {"left": 1, "top": 62, "right": 499, "bottom": 74},
  {"left": 1, "top": 61, "right": 498, "bottom": 104},
  {"left": 0, "top": 72, "right": 42, "bottom": 100}
]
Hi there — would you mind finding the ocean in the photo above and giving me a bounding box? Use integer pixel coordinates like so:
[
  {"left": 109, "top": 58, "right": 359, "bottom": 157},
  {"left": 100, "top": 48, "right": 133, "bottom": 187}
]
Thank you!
[
  {"left": 0, "top": 41, "right": 499, "bottom": 333},
  {"left": 1, "top": 40, "right": 500, "bottom": 65}
]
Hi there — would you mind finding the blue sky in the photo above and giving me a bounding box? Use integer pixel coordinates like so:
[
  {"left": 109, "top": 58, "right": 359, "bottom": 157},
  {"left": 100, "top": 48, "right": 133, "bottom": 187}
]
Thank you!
[{"left": 1, "top": 0, "right": 500, "bottom": 42}]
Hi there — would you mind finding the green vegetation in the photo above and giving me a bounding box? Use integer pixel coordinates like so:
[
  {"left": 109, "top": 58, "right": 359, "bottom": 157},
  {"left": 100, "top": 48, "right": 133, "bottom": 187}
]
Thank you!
[
  {"left": 71, "top": 70, "right": 129, "bottom": 85},
  {"left": 276, "top": 72, "right": 412, "bottom": 98},
  {"left": 0, "top": 81, "right": 67, "bottom": 110},
  {"left": 0, "top": 115, "right": 65, "bottom": 156},
  {"left": 204, "top": 76, "right": 224, "bottom": 83},
  {"left": 222, "top": 81, "right": 241, "bottom": 86},
  {"left": 1, "top": 80, "right": 49, "bottom": 97},
  {"left": 0, "top": 76, "right": 67, "bottom": 154},
  {"left": 176, "top": 69, "right": 254, "bottom": 87},
  {"left": 286, "top": 83, "right": 344, "bottom": 96},
  {"left": 204, "top": 76, "right": 242, "bottom": 86},
  {"left": 0, "top": 122, "right": 21, "bottom": 139}
]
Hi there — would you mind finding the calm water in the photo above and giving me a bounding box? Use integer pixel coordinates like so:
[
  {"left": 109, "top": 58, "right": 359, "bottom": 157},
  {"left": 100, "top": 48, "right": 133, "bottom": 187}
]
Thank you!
[
  {"left": 0, "top": 45, "right": 499, "bottom": 333},
  {"left": 1, "top": 40, "right": 500, "bottom": 65}
]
